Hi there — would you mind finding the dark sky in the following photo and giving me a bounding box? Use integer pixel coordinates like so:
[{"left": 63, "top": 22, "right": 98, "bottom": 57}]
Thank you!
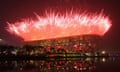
[{"left": 0, "top": 0, "right": 120, "bottom": 51}]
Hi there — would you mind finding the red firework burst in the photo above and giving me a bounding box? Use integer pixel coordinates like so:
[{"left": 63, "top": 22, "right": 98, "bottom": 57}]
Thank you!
[{"left": 7, "top": 11, "right": 112, "bottom": 41}]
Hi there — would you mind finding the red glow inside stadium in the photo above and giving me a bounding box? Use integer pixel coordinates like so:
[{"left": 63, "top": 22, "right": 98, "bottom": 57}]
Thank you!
[{"left": 7, "top": 11, "right": 112, "bottom": 41}]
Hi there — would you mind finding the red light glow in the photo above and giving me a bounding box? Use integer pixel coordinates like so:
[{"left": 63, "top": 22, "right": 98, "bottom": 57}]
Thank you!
[{"left": 7, "top": 11, "right": 112, "bottom": 41}]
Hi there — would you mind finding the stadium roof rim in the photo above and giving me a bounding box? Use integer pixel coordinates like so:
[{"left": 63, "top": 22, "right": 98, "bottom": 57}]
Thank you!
[{"left": 24, "top": 34, "right": 102, "bottom": 42}]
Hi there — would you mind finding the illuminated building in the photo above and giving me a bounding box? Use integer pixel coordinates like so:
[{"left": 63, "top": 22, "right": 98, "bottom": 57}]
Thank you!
[
  {"left": 24, "top": 35, "right": 101, "bottom": 53},
  {"left": 6, "top": 11, "right": 111, "bottom": 54}
]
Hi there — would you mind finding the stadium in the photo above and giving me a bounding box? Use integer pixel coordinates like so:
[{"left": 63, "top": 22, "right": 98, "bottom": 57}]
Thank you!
[
  {"left": 24, "top": 35, "right": 100, "bottom": 53},
  {"left": 7, "top": 11, "right": 112, "bottom": 57}
]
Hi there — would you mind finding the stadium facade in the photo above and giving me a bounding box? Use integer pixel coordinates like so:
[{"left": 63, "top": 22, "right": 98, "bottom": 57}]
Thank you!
[{"left": 24, "top": 35, "right": 101, "bottom": 53}]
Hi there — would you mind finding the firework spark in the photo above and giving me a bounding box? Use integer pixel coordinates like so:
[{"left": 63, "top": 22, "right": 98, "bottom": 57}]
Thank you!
[{"left": 7, "top": 11, "right": 112, "bottom": 41}]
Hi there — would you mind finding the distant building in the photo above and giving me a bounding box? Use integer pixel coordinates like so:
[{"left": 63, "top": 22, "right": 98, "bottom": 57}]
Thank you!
[{"left": 24, "top": 35, "right": 101, "bottom": 53}]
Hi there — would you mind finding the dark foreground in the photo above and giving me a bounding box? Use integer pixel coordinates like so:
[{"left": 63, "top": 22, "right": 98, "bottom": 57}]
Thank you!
[
  {"left": 0, "top": 53, "right": 109, "bottom": 60},
  {"left": 0, "top": 57, "right": 120, "bottom": 72}
]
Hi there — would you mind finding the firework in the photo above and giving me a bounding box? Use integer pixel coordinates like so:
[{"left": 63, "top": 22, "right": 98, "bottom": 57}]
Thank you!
[{"left": 7, "top": 11, "right": 111, "bottom": 41}]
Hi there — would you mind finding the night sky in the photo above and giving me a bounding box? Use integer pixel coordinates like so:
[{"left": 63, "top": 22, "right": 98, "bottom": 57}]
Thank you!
[{"left": 0, "top": 0, "right": 120, "bottom": 51}]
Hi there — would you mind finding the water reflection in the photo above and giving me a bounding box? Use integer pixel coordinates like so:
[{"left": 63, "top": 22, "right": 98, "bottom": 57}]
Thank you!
[{"left": 0, "top": 57, "right": 114, "bottom": 72}]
